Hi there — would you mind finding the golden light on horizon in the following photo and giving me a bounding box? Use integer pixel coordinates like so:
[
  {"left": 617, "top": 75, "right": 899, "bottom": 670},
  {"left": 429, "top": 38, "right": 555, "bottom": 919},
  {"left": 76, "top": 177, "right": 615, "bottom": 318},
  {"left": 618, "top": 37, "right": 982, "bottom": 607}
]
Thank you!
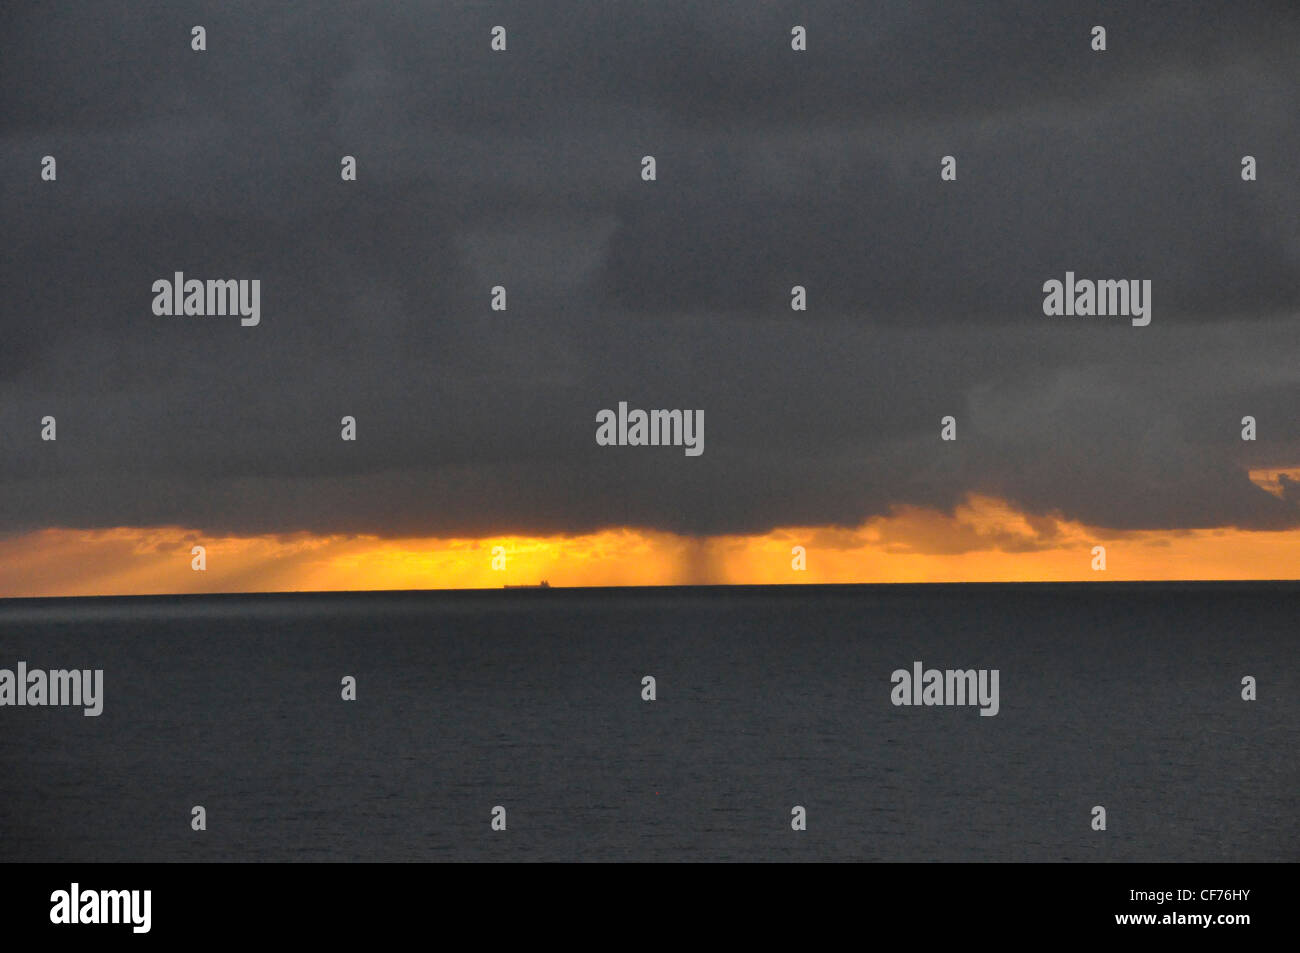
[{"left": 2, "top": 492, "right": 1299, "bottom": 598}]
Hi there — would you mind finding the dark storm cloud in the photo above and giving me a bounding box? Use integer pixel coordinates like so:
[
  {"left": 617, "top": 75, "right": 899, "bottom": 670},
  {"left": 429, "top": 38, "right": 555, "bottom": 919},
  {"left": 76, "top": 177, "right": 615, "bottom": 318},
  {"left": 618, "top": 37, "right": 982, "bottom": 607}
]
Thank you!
[{"left": 1, "top": 0, "right": 1297, "bottom": 539}]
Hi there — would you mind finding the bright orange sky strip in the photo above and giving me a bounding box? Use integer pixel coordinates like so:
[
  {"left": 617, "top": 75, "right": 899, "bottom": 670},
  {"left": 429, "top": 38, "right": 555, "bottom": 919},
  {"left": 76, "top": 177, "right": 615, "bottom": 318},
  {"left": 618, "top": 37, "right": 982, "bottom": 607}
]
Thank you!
[{"left": 2, "top": 488, "right": 1299, "bottom": 598}]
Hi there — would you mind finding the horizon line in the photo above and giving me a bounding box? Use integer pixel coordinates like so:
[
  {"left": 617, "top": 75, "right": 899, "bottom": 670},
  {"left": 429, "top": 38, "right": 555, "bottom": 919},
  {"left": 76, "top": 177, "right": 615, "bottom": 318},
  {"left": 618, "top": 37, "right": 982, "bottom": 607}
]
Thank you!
[{"left": 4, "top": 578, "right": 1300, "bottom": 605}]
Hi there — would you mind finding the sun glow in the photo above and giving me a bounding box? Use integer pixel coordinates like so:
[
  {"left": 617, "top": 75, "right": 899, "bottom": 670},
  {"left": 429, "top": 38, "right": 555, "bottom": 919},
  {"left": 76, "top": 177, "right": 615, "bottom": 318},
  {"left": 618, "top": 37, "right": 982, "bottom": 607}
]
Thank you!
[{"left": 2, "top": 492, "right": 1299, "bottom": 598}]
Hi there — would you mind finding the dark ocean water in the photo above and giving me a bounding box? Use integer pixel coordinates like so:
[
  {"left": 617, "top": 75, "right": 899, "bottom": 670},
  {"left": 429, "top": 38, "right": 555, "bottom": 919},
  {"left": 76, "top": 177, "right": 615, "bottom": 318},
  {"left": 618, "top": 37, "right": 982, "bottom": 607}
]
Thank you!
[{"left": 0, "top": 583, "right": 1296, "bottom": 862}]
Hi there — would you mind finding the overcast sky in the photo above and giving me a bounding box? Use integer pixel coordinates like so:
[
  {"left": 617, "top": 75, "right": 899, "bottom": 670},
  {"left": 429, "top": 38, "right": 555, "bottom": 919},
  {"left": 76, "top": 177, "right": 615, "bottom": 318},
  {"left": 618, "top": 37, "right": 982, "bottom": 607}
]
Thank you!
[{"left": 2, "top": 0, "right": 1297, "bottom": 541}]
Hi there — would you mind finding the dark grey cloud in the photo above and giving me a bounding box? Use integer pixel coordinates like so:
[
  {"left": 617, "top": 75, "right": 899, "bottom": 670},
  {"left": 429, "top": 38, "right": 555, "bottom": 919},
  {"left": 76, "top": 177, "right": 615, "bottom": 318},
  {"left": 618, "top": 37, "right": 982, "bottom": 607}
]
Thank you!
[{"left": 1, "top": 0, "right": 1297, "bottom": 540}]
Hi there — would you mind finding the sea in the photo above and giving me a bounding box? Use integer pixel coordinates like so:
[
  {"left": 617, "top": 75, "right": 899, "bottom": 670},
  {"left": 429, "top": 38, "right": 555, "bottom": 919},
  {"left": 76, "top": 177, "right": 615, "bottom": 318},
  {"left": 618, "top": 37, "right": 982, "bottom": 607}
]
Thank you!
[{"left": 1, "top": 583, "right": 1296, "bottom": 862}]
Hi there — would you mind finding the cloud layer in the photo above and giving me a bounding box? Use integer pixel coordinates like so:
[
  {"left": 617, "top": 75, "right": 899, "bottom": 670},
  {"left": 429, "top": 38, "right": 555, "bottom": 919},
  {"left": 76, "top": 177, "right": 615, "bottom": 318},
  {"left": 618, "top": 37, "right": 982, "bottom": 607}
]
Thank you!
[{"left": 1, "top": 1, "right": 1297, "bottom": 539}]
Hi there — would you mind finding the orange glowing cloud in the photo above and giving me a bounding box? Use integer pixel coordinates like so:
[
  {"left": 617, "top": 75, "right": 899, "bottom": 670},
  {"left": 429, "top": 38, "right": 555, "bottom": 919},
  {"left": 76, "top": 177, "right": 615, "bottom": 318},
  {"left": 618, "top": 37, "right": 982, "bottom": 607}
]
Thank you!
[
  {"left": 1248, "top": 466, "right": 1300, "bottom": 501},
  {"left": 2, "top": 492, "right": 1300, "bottom": 598}
]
